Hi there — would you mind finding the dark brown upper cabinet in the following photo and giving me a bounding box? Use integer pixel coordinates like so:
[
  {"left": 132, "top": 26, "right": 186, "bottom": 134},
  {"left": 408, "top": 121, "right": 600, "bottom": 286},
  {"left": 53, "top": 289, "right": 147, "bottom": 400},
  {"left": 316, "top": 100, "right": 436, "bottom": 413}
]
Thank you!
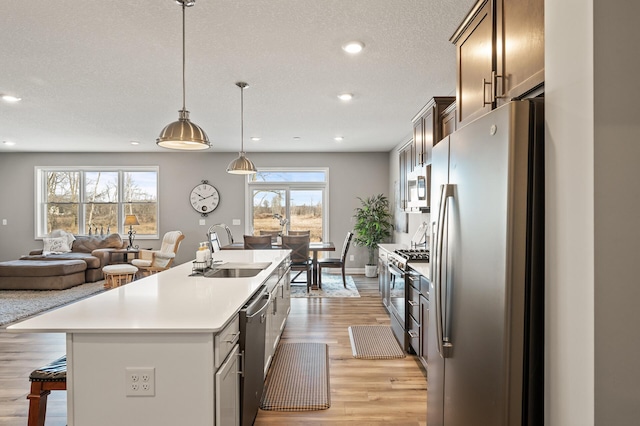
[
  {"left": 451, "top": 0, "right": 544, "bottom": 127},
  {"left": 412, "top": 96, "right": 456, "bottom": 168}
]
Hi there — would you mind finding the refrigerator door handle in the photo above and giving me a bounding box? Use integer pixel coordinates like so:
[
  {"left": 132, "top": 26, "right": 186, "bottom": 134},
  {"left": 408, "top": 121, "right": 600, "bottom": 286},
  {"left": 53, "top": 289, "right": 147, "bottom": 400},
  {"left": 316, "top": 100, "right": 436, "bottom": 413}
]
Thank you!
[{"left": 435, "top": 183, "right": 455, "bottom": 358}]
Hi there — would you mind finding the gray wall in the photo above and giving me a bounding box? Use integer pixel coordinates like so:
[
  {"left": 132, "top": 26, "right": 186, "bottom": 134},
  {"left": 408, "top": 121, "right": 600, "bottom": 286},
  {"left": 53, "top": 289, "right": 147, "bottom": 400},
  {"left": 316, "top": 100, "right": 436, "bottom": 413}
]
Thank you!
[
  {"left": 593, "top": 0, "right": 640, "bottom": 423},
  {"left": 547, "top": 0, "right": 640, "bottom": 424},
  {"left": 0, "top": 151, "right": 389, "bottom": 268}
]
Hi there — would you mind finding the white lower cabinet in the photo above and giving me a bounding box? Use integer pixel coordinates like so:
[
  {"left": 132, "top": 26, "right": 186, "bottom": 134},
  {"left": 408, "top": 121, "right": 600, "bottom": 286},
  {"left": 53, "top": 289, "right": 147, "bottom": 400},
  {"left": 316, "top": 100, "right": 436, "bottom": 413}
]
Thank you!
[
  {"left": 264, "top": 264, "right": 291, "bottom": 376},
  {"left": 215, "top": 344, "right": 240, "bottom": 426}
]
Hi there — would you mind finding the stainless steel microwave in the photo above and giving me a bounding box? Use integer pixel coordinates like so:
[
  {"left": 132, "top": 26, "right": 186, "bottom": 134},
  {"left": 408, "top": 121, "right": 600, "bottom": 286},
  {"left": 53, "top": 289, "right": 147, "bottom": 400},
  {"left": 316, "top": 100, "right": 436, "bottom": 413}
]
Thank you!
[{"left": 407, "top": 166, "right": 430, "bottom": 212}]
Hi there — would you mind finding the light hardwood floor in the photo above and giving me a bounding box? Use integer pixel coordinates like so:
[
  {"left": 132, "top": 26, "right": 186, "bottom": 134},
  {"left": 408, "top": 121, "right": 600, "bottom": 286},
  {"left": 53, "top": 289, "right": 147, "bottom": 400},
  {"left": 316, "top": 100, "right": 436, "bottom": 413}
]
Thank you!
[{"left": 0, "top": 275, "right": 427, "bottom": 426}]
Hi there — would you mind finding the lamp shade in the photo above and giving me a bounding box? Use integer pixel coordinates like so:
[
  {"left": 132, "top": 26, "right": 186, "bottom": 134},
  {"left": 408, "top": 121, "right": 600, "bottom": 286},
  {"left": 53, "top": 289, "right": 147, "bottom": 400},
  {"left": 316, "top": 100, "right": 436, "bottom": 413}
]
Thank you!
[
  {"left": 124, "top": 215, "right": 140, "bottom": 226},
  {"left": 227, "top": 153, "right": 257, "bottom": 174},
  {"left": 157, "top": 110, "right": 210, "bottom": 150}
]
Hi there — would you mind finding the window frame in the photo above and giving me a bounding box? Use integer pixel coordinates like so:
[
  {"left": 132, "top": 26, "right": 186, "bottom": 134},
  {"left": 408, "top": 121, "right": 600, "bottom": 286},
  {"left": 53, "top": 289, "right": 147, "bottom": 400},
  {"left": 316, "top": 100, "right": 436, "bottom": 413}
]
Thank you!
[
  {"left": 245, "top": 167, "right": 330, "bottom": 240},
  {"left": 35, "top": 166, "right": 159, "bottom": 239}
]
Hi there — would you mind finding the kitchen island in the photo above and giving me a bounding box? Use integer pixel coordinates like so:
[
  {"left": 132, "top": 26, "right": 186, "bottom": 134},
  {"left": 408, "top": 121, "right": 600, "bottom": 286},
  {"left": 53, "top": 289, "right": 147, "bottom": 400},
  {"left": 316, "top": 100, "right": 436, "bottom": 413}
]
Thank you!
[{"left": 8, "top": 249, "right": 291, "bottom": 426}]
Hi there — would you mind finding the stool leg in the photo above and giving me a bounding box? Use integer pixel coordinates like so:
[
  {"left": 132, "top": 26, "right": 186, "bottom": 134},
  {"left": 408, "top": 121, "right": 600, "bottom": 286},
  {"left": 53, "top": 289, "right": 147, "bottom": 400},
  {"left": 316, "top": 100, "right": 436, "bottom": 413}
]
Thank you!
[
  {"left": 27, "top": 382, "right": 49, "bottom": 426},
  {"left": 104, "top": 275, "right": 112, "bottom": 290}
]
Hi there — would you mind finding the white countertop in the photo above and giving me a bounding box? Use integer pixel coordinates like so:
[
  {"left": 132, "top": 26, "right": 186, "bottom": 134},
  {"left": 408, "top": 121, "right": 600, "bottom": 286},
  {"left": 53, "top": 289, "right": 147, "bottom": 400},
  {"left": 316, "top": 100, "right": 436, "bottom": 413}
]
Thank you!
[
  {"left": 407, "top": 263, "right": 430, "bottom": 280},
  {"left": 7, "top": 249, "right": 289, "bottom": 334}
]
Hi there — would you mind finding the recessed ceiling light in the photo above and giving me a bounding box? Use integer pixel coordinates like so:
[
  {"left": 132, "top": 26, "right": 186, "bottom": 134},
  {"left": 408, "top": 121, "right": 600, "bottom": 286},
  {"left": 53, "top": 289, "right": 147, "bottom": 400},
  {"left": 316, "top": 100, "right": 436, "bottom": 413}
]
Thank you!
[
  {"left": 293, "top": 137, "right": 301, "bottom": 141},
  {"left": 130, "top": 140, "right": 140, "bottom": 145},
  {"left": 3, "top": 141, "right": 16, "bottom": 146},
  {"left": 334, "top": 136, "right": 344, "bottom": 142},
  {"left": 251, "top": 137, "right": 261, "bottom": 142},
  {"left": 1, "top": 95, "right": 21, "bottom": 103},
  {"left": 342, "top": 41, "right": 364, "bottom": 54},
  {"left": 338, "top": 93, "right": 353, "bottom": 101}
]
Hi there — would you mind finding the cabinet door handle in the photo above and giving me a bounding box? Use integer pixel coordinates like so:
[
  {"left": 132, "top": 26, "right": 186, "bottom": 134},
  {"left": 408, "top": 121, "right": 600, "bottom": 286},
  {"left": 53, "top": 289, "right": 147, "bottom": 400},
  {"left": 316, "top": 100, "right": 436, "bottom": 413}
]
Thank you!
[
  {"left": 482, "top": 75, "right": 493, "bottom": 107},
  {"left": 408, "top": 330, "right": 419, "bottom": 338},
  {"left": 493, "top": 71, "right": 504, "bottom": 100},
  {"left": 408, "top": 300, "right": 419, "bottom": 307},
  {"left": 223, "top": 331, "right": 240, "bottom": 343}
]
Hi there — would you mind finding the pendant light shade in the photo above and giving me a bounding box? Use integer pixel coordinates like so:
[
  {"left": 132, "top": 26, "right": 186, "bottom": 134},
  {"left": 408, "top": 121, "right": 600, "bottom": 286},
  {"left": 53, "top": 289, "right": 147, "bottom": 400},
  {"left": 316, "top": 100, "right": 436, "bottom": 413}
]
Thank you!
[
  {"left": 227, "top": 82, "right": 257, "bottom": 174},
  {"left": 157, "top": 0, "right": 210, "bottom": 150}
]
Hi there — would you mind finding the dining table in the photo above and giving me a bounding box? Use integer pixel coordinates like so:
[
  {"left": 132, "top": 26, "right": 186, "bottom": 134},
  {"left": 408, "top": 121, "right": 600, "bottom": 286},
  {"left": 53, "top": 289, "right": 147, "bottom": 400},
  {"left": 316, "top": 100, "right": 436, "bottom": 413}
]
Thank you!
[{"left": 221, "top": 241, "right": 335, "bottom": 289}]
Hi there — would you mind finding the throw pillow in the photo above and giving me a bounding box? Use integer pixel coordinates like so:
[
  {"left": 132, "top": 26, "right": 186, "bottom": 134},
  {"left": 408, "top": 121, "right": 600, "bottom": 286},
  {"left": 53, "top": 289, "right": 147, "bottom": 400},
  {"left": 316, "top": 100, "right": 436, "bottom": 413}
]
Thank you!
[
  {"left": 50, "top": 229, "right": 76, "bottom": 248},
  {"left": 43, "top": 236, "right": 72, "bottom": 255}
]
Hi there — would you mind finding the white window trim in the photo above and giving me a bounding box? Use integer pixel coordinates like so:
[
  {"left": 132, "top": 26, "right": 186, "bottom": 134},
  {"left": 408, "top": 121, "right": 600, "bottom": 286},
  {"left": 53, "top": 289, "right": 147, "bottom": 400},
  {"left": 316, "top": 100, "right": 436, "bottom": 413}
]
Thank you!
[
  {"left": 34, "top": 166, "right": 159, "bottom": 239},
  {"left": 245, "top": 167, "right": 330, "bottom": 240}
]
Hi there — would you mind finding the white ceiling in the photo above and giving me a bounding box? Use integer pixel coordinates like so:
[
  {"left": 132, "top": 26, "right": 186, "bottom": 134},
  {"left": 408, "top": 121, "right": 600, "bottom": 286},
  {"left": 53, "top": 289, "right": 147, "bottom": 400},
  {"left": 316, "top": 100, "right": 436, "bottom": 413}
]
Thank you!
[{"left": 0, "top": 0, "right": 475, "bottom": 153}]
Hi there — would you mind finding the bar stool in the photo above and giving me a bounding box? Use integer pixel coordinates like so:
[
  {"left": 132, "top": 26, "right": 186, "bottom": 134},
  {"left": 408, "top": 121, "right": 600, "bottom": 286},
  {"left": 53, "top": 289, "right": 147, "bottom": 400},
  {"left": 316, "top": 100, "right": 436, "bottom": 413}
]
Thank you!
[
  {"left": 102, "top": 264, "right": 138, "bottom": 289},
  {"left": 27, "top": 355, "right": 67, "bottom": 426}
]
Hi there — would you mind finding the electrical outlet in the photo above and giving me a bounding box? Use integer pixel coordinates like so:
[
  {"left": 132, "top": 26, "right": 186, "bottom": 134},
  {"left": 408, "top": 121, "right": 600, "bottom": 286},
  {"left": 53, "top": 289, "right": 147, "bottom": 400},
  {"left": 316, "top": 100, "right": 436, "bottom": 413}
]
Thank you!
[
  {"left": 232, "top": 219, "right": 241, "bottom": 225},
  {"left": 350, "top": 255, "right": 354, "bottom": 261},
  {"left": 199, "top": 219, "right": 206, "bottom": 226},
  {"left": 126, "top": 367, "right": 155, "bottom": 397},
  {"left": 1, "top": 219, "right": 6, "bottom": 225}
]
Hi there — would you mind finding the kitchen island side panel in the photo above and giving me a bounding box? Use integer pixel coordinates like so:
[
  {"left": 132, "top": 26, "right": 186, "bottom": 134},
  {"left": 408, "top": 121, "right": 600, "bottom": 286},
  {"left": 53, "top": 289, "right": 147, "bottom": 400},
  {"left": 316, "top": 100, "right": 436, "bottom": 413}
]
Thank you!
[{"left": 68, "top": 333, "right": 215, "bottom": 426}]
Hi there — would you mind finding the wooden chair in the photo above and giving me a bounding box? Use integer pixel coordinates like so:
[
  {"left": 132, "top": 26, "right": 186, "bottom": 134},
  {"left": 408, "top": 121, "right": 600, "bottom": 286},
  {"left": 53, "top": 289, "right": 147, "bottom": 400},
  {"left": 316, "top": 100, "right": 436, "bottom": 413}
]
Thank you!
[
  {"left": 282, "top": 235, "right": 312, "bottom": 291},
  {"left": 131, "top": 230, "right": 185, "bottom": 276},
  {"left": 318, "top": 231, "right": 353, "bottom": 288},
  {"left": 287, "top": 230, "right": 310, "bottom": 236},
  {"left": 244, "top": 234, "right": 272, "bottom": 249},
  {"left": 27, "top": 355, "right": 67, "bottom": 426},
  {"left": 259, "top": 230, "right": 280, "bottom": 243}
]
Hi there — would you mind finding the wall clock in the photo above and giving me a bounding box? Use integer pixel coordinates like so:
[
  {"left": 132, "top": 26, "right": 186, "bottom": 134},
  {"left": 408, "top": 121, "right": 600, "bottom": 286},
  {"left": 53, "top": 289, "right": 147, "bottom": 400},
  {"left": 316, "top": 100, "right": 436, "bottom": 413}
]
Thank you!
[{"left": 190, "top": 180, "right": 220, "bottom": 217}]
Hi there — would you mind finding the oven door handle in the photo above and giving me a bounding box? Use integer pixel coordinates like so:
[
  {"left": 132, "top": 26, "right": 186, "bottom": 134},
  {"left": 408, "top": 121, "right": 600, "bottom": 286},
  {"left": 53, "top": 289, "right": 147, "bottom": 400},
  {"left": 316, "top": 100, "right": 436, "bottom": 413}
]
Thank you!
[{"left": 388, "top": 263, "right": 404, "bottom": 277}]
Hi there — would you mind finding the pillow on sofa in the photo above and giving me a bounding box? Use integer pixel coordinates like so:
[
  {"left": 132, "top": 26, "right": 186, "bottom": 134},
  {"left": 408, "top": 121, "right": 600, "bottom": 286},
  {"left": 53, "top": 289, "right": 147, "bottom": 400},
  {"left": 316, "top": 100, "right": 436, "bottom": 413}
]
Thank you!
[
  {"left": 49, "top": 229, "right": 76, "bottom": 248},
  {"left": 43, "top": 236, "right": 72, "bottom": 255},
  {"left": 72, "top": 233, "right": 124, "bottom": 252}
]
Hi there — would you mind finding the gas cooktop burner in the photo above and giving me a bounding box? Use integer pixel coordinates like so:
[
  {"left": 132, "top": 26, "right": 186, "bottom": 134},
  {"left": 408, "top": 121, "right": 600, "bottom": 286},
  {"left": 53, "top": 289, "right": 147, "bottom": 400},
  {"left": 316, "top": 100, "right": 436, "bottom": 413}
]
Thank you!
[{"left": 394, "top": 249, "right": 430, "bottom": 262}]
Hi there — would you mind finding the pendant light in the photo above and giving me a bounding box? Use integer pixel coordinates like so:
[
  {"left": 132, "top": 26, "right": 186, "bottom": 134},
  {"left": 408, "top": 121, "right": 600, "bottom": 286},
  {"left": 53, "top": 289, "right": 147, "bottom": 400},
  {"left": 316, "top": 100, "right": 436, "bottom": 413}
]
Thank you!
[
  {"left": 227, "top": 82, "right": 257, "bottom": 174},
  {"left": 157, "top": 0, "right": 210, "bottom": 150}
]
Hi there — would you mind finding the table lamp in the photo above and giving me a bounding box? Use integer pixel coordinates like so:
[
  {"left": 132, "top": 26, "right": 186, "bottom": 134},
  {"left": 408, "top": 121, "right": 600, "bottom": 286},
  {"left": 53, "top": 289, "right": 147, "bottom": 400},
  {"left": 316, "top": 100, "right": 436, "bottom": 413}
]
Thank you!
[{"left": 124, "top": 215, "right": 140, "bottom": 249}]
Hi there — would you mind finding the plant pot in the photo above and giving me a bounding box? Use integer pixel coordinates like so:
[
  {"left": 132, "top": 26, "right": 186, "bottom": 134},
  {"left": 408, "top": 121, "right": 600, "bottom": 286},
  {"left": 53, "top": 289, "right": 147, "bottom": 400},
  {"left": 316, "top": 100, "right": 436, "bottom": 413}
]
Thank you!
[{"left": 364, "top": 264, "right": 378, "bottom": 278}]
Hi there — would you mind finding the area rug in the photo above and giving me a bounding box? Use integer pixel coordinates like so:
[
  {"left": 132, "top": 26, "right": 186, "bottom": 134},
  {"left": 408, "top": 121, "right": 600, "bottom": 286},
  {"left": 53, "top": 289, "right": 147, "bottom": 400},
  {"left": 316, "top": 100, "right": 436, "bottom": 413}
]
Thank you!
[
  {"left": 0, "top": 281, "right": 105, "bottom": 326},
  {"left": 290, "top": 275, "right": 360, "bottom": 298},
  {"left": 348, "top": 325, "right": 406, "bottom": 359},
  {"left": 260, "top": 343, "right": 330, "bottom": 411}
]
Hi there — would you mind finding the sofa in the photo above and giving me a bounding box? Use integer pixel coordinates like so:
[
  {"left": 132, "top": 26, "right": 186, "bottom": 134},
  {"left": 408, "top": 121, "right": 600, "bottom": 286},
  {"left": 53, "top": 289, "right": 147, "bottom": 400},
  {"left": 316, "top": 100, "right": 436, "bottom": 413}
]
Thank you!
[{"left": 21, "top": 233, "right": 127, "bottom": 283}]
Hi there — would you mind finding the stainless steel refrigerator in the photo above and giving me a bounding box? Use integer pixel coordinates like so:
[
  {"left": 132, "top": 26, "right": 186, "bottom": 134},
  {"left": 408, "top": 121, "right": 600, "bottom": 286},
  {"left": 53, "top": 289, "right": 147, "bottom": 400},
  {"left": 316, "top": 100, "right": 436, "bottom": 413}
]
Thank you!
[{"left": 428, "top": 99, "right": 544, "bottom": 426}]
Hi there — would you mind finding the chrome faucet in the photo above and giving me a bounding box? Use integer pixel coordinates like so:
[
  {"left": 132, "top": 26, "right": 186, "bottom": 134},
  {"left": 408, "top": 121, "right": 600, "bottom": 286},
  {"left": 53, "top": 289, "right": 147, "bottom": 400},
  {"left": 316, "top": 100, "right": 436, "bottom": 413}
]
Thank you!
[{"left": 207, "top": 223, "right": 234, "bottom": 246}]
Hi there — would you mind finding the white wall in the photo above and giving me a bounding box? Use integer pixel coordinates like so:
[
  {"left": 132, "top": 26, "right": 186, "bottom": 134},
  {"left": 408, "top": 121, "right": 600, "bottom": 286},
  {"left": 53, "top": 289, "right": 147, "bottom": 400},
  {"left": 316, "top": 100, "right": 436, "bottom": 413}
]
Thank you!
[
  {"left": 545, "top": 0, "right": 594, "bottom": 424},
  {"left": 547, "top": 0, "right": 640, "bottom": 424}
]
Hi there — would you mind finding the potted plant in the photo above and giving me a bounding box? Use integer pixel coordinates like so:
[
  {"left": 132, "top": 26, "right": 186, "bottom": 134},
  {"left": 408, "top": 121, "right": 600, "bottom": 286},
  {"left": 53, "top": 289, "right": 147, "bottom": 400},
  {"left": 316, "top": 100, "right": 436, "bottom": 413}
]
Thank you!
[{"left": 353, "top": 194, "right": 393, "bottom": 277}]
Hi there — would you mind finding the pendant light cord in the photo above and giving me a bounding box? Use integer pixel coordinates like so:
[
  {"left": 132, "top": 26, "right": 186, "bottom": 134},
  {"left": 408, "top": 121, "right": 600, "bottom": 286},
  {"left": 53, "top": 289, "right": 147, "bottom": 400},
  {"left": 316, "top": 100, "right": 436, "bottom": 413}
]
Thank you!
[
  {"left": 182, "top": 3, "right": 187, "bottom": 111},
  {"left": 240, "top": 85, "right": 244, "bottom": 153}
]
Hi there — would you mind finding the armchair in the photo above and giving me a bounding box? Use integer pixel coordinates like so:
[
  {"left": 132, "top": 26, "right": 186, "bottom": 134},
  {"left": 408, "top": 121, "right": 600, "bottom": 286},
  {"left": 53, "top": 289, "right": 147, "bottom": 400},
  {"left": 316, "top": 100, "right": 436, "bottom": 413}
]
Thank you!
[{"left": 131, "top": 231, "right": 185, "bottom": 276}]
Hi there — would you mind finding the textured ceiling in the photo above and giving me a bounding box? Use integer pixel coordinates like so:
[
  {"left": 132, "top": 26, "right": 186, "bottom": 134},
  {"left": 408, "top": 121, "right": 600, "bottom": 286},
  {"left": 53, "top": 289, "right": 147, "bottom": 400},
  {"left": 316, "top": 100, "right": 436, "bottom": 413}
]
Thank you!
[{"left": 0, "top": 0, "right": 475, "bottom": 153}]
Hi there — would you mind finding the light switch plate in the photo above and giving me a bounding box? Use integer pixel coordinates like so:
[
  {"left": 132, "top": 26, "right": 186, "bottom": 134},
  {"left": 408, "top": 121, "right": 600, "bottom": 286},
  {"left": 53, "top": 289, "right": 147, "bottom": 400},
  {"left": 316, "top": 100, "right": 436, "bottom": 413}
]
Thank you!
[
  {"left": 232, "top": 219, "right": 241, "bottom": 225},
  {"left": 199, "top": 219, "right": 206, "bottom": 226}
]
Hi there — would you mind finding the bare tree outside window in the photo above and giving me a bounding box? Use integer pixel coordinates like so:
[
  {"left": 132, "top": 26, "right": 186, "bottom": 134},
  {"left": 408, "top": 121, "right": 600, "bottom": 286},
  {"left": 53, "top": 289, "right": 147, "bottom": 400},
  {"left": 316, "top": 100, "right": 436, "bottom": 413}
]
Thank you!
[
  {"left": 40, "top": 168, "right": 158, "bottom": 237},
  {"left": 249, "top": 170, "right": 327, "bottom": 242}
]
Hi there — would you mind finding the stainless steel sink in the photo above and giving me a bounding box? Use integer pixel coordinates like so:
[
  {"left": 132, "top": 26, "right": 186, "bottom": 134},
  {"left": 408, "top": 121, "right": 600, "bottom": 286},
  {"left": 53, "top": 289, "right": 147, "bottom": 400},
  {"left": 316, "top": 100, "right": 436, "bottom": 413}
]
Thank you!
[{"left": 203, "top": 262, "right": 272, "bottom": 278}]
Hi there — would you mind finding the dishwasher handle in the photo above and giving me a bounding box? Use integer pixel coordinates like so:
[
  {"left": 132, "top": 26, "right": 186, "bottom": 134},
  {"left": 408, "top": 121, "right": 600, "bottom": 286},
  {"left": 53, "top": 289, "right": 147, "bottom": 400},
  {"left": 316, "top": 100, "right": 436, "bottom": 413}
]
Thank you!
[{"left": 244, "top": 291, "right": 272, "bottom": 323}]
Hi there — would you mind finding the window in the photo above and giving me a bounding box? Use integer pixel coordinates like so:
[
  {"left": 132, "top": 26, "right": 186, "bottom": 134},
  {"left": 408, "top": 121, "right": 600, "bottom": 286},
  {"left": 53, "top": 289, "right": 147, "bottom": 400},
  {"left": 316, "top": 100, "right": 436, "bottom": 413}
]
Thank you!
[
  {"left": 36, "top": 167, "right": 158, "bottom": 238},
  {"left": 247, "top": 169, "right": 328, "bottom": 242}
]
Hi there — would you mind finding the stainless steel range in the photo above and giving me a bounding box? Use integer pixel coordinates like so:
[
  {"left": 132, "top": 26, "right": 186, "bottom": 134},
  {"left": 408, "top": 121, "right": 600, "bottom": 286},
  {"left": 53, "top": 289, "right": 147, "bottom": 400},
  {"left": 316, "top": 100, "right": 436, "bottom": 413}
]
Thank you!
[{"left": 383, "top": 248, "right": 429, "bottom": 352}]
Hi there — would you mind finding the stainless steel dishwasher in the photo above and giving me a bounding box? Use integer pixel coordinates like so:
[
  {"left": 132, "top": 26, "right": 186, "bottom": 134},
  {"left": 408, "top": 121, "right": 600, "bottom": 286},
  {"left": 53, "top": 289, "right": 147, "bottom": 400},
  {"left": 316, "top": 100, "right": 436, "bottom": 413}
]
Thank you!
[{"left": 239, "top": 285, "right": 271, "bottom": 426}]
